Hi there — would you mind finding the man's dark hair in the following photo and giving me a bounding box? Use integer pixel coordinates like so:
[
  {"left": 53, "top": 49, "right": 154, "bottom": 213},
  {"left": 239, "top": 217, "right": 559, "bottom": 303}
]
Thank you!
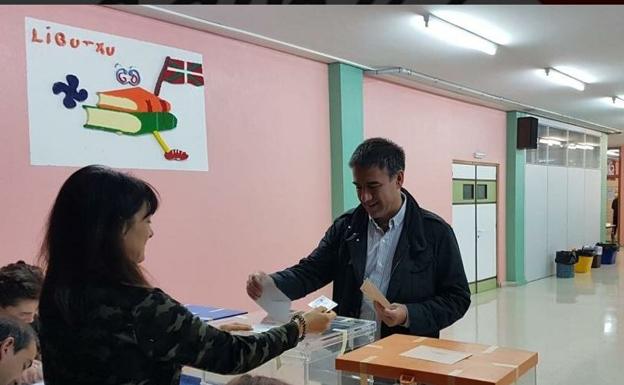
[
  {"left": 0, "top": 261, "right": 44, "bottom": 308},
  {"left": 0, "top": 316, "right": 37, "bottom": 352},
  {"left": 349, "top": 137, "right": 405, "bottom": 177}
]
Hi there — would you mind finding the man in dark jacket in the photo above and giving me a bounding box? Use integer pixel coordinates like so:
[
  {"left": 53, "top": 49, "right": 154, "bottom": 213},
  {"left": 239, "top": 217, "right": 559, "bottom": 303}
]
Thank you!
[{"left": 247, "top": 138, "right": 470, "bottom": 338}]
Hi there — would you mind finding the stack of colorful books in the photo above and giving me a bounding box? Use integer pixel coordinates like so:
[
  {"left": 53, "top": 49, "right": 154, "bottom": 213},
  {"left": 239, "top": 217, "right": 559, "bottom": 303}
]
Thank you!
[{"left": 83, "top": 87, "right": 177, "bottom": 135}]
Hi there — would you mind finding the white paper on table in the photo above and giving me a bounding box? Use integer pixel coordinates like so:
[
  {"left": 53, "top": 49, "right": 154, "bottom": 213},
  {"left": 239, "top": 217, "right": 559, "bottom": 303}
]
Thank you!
[
  {"left": 360, "top": 279, "right": 391, "bottom": 308},
  {"left": 399, "top": 345, "right": 472, "bottom": 365},
  {"left": 308, "top": 295, "right": 338, "bottom": 311},
  {"left": 254, "top": 275, "right": 292, "bottom": 323}
]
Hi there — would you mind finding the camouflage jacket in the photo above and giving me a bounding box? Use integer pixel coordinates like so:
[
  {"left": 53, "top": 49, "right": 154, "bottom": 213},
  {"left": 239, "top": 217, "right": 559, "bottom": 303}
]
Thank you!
[{"left": 39, "top": 284, "right": 299, "bottom": 385}]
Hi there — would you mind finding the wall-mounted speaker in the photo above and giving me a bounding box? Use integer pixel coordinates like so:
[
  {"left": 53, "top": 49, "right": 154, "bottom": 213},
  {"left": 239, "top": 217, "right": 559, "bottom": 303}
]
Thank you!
[{"left": 517, "top": 117, "right": 538, "bottom": 149}]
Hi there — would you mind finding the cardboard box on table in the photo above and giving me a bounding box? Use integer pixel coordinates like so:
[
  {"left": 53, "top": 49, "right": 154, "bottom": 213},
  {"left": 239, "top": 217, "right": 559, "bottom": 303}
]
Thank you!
[{"left": 336, "top": 334, "right": 538, "bottom": 385}]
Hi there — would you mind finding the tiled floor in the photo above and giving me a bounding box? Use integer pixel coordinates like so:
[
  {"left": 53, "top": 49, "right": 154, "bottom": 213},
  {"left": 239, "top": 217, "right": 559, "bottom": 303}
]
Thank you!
[{"left": 441, "top": 262, "right": 622, "bottom": 385}]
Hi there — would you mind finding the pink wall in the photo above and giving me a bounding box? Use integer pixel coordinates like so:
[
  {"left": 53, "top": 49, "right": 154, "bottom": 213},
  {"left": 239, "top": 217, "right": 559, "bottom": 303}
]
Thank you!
[
  {"left": 0, "top": 6, "right": 331, "bottom": 310},
  {"left": 363, "top": 78, "right": 507, "bottom": 282}
]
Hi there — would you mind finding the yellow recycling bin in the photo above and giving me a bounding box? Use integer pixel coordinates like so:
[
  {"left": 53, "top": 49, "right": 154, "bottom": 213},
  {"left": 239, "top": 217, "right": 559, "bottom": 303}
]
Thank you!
[{"left": 575, "top": 256, "right": 594, "bottom": 273}]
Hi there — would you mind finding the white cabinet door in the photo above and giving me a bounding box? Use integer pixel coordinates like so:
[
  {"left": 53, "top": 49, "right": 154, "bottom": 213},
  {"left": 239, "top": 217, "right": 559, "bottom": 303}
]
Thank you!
[
  {"left": 567, "top": 168, "right": 586, "bottom": 249},
  {"left": 547, "top": 166, "right": 568, "bottom": 278},
  {"left": 525, "top": 164, "right": 548, "bottom": 281},
  {"left": 584, "top": 169, "right": 601, "bottom": 246},
  {"left": 453, "top": 204, "right": 477, "bottom": 284},
  {"left": 477, "top": 203, "right": 497, "bottom": 280}
]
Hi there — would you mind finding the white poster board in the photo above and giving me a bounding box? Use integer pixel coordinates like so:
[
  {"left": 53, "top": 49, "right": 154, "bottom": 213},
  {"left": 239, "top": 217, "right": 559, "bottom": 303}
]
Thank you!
[{"left": 25, "top": 17, "right": 209, "bottom": 171}]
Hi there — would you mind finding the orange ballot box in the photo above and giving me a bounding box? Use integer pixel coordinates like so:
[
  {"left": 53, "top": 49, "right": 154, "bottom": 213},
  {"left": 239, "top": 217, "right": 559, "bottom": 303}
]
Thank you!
[{"left": 336, "top": 334, "right": 538, "bottom": 385}]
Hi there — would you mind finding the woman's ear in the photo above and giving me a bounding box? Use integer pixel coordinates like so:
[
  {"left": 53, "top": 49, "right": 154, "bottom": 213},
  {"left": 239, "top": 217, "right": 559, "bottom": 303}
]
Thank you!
[{"left": 121, "top": 221, "right": 129, "bottom": 236}]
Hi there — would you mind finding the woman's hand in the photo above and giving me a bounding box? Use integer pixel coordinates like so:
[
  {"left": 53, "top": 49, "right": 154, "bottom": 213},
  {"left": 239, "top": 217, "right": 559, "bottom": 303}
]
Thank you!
[
  {"left": 218, "top": 322, "right": 253, "bottom": 333},
  {"left": 302, "top": 307, "right": 336, "bottom": 334}
]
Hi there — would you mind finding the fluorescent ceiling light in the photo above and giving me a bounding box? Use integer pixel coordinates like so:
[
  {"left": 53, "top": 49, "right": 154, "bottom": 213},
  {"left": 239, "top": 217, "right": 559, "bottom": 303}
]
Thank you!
[
  {"left": 539, "top": 138, "right": 563, "bottom": 146},
  {"left": 541, "top": 136, "right": 567, "bottom": 142},
  {"left": 607, "top": 149, "right": 620, "bottom": 157},
  {"left": 568, "top": 143, "right": 594, "bottom": 150},
  {"left": 553, "top": 66, "right": 597, "bottom": 83},
  {"left": 414, "top": 14, "right": 498, "bottom": 56},
  {"left": 612, "top": 96, "right": 624, "bottom": 108},
  {"left": 431, "top": 10, "right": 511, "bottom": 45},
  {"left": 543, "top": 67, "right": 586, "bottom": 91}
]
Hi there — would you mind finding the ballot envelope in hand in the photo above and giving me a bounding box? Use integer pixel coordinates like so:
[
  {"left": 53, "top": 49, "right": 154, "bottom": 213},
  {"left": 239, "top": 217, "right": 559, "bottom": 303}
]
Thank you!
[
  {"left": 254, "top": 275, "right": 292, "bottom": 323},
  {"left": 360, "top": 279, "right": 391, "bottom": 308}
]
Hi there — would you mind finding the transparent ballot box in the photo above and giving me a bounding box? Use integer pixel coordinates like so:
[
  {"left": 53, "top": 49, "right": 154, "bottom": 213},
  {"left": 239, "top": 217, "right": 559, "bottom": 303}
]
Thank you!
[{"left": 184, "top": 311, "right": 376, "bottom": 385}]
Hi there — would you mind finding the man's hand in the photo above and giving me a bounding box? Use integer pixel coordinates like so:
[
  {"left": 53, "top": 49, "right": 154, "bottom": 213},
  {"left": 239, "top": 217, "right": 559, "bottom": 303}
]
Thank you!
[
  {"left": 246, "top": 271, "right": 268, "bottom": 300},
  {"left": 374, "top": 301, "right": 408, "bottom": 328},
  {"left": 19, "top": 359, "right": 43, "bottom": 384}
]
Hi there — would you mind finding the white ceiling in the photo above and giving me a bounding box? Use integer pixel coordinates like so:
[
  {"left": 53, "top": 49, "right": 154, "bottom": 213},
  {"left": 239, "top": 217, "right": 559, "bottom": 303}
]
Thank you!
[{"left": 113, "top": 5, "right": 624, "bottom": 146}]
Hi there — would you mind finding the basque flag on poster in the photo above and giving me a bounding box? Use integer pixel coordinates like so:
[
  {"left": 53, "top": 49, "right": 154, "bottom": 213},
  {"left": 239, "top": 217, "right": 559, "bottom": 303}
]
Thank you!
[{"left": 160, "top": 56, "right": 204, "bottom": 86}]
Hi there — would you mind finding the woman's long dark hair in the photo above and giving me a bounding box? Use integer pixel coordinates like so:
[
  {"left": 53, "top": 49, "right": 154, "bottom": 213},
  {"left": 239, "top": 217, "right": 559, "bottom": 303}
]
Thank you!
[{"left": 39, "top": 165, "right": 159, "bottom": 324}]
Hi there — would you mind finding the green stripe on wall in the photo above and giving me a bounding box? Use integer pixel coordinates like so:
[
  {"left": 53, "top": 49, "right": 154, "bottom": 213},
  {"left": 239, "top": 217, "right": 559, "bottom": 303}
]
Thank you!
[
  {"left": 452, "top": 180, "right": 497, "bottom": 204},
  {"left": 469, "top": 278, "right": 498, "bottom": 294},
  {"left": 506, "top": 112, "right": 527, "bottom": 284},
  {"left": 476, "top": 181, "right": 498, "bottom": 204},
  {"left": 452, "top": 180, "right": 474, "bottom": 203},
  {"left": 328, "top": 63, "right": 364, "bottom": 219},
  {"left": 476, "top": 277, "right": 498, "bottom": 293}
]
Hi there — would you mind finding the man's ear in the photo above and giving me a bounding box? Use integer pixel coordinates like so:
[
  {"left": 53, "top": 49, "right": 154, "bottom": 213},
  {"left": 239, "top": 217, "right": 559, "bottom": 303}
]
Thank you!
[
  {"left": 395, "top": 170, "right": 404, "bottom": 188},
  {"left": 0, "top": 337, "right": 14, "bottom": 359}
]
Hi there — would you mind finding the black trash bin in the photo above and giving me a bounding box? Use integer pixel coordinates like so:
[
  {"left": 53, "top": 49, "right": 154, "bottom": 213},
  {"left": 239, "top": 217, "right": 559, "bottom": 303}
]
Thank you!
[{"left": 555, "top": 250, "right": 578, "bottom": 278}]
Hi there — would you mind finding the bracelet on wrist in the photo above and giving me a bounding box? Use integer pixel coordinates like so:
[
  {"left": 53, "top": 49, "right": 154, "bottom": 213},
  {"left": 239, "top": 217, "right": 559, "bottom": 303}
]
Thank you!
[{"left": 291, "top": 313, "right": 306, "bottom": 341}]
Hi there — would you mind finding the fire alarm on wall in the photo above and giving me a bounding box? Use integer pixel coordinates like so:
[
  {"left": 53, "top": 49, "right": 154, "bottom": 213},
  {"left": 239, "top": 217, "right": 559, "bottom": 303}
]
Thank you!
[{"left": 473, "top": 152, "right": 486, "bottom": 159}]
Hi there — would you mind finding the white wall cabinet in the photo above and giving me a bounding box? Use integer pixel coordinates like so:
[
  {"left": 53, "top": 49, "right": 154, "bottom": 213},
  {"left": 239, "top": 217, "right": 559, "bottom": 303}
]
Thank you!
[{"left": 452, "top": 164, "right": 498, "bottom": 291}]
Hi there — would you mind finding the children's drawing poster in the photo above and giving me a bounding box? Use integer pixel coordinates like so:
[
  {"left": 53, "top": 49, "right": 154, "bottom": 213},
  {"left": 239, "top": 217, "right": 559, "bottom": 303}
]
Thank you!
[{"left": 25, "top": 17, "right": 209, "bottom": 171}]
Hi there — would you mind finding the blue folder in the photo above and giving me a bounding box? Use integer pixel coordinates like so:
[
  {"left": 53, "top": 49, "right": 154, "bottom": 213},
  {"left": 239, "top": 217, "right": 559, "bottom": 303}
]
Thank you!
[
  {"left": 179, "top": 374, "right": 201, "bottom": 385},
  {"left": 185, "top": 304, "right": 247, "bottom": 321}
]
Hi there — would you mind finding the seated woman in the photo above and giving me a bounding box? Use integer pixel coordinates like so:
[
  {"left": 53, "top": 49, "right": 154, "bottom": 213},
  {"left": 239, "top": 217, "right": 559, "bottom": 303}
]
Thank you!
[
  {"left": 0, "top": 261, "right": 44, "bottom": 384},
  {"left": 39, "top": 165, "right": 336, "bottom": 385}
]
